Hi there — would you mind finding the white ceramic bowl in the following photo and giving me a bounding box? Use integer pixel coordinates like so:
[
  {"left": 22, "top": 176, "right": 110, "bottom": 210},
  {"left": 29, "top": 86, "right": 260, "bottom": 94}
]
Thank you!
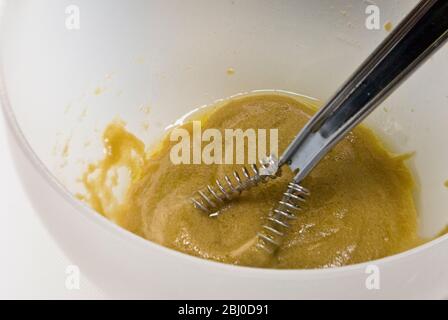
[{"left": 1, "top": 0, "right": 448, "bottom": 299}]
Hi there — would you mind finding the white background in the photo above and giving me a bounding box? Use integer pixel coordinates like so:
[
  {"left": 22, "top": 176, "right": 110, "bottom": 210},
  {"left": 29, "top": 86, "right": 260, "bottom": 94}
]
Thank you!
[{"left": 0, "top": 113, "right": 104, "bottom": 299}]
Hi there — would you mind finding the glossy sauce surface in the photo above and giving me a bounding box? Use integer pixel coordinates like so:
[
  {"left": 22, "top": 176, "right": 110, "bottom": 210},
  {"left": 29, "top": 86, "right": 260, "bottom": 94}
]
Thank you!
[{"left": 81, "top": 94, "right": 424, "bottom": 269}]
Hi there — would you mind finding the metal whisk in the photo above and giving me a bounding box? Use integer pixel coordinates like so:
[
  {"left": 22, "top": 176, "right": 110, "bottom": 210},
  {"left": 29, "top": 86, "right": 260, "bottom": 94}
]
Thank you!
[{"left": 192, "top": 0, "right": 448, "bottom": 253}]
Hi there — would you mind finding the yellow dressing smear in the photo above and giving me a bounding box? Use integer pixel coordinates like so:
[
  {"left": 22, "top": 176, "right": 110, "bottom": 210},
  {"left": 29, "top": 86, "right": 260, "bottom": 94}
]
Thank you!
[
  {"left": 78, "top": 119, "right": 146, "bottom": 232},
  {"left": 80, "top": 93, "right": 443, "bottom": 269}
]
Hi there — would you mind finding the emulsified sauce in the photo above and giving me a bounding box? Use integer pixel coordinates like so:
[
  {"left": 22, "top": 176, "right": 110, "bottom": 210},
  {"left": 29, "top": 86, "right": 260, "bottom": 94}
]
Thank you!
[{"left": 80, "top": 93, "right": 426, "bottom": 269}]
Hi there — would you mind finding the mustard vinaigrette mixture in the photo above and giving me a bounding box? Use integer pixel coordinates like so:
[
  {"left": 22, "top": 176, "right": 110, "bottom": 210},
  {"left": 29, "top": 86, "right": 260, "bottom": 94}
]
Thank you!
[{"left": 79, "top": 93, "right": 431, "bottom": 269}]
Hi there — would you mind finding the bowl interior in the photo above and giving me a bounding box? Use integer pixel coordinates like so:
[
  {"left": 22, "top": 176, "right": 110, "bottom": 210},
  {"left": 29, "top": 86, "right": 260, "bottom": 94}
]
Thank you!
[{"left": 1, "top": 0, "right": 447, "bottom": 237}]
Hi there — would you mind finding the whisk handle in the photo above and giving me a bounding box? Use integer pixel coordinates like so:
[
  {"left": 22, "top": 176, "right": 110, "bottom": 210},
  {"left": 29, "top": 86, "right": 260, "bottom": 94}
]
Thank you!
[{"left": 281, "top": 0, "right": 448, "bottom": 182}]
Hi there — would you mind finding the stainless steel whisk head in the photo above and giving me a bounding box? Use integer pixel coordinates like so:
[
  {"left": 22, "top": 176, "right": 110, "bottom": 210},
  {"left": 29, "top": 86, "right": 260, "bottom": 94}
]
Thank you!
[
  {"left": 191, "top": 154, "right": 310, "bottom": 252},
  {"left": 190, "top": 154, "right": 310, "bottom": 252}
]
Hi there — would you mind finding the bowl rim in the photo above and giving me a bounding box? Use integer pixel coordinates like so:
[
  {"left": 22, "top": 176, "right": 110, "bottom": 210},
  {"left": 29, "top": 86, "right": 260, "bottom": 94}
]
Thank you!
[{"left": 1, "top": 57, "right": 447, "bottom": 280}]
